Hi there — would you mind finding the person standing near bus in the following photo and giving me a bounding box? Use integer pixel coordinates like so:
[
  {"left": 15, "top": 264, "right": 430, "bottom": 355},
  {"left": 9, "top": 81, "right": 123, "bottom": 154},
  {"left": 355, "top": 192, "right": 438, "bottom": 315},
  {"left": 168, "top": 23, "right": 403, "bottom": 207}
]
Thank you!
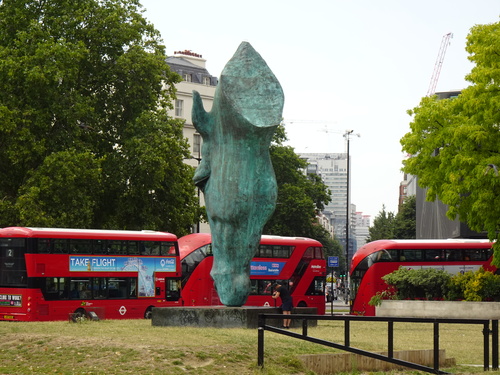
[{"left": 272, "top": 281, "right": 293, "bottom": 328}]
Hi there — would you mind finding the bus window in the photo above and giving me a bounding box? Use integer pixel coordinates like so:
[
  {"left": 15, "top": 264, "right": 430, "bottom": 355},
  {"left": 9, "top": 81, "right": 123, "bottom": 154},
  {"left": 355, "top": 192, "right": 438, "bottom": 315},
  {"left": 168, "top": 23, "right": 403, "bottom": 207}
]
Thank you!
[
  {"left": 69, "top": 239, "right": 92, "bottom": 254},
  {"left": 401, "top": 249, "right": 423, "bottom": 261},
  {"left": 306, "top": 276, "right": 325, "bottom": 296},
  {"left": 249, "top": 280, "right": 274, "bottom": 295},
  {"left": 424, "top": 249, "right": 445, "bottom": 261},
  {"left": 166, "top": 279, "right": 181, "bottom": 301},
  {"left": 249, "top": 280, "right": 257, "bottom": 295},
  {"left": 92, "top": 240, "right": 105, "bottom": 254},
  {"left": 94, "top": 278, "right": 107, "bottom": 299},
  {"left": 464, "top": 248, "right": 491, "bottom": 261},
  {"left": 261, "top": 280, "right": 274, "bottom": 295},
  {"left": 445, "top": 249, "right": 463, "bottom": 261},
  {"left": 373, "top": 249, "right": 396, "bottom": 262},
  {"left": 127, "top": 241, "right": 139, "bottom": 255},
  {"left": 42, "top": 277, "right": 60, "bottom": 300},
  {"left": 161, "top": 242, "right": 177, "bottom": 256},
  {"left": 69, "top": 280, "right": 82, "bottom": 299},
  {"left": 108, "top": 241, "right": 125, "bottom": 255},
  {"left": 0, "top": 238, "right": 27, "bottom": 287},
  {"left": 108, "top": 278, "right": 126, "bottom": 298},
  {"left": 203, "top": 244, "right": 212, "bottom": 256},
  {"left": 258, "top": 245, "right": 273, "bottom": 258},
  {"left": 53, "top": 239, "right": 68, "bottom": 254},
  {"left": 129, "top": 278, "right": 137, "bottom": 298},
  {"left": 37, "top": 239, "right": 52, "bottom": 253},
  {"left": 274, "top": 246, "right": 293, "bottom": 258},
  {"left": 304, "top": 247, "right": 314, "bottom": 259},
  {"left": 161, "top": 242, "right": 177, "bottom": 255},
  {"left": 314, "top": 247, "right": 323, "bottom": 259},
  {"left": 144, "top": 241, "right": 160, "bottom": 255}
]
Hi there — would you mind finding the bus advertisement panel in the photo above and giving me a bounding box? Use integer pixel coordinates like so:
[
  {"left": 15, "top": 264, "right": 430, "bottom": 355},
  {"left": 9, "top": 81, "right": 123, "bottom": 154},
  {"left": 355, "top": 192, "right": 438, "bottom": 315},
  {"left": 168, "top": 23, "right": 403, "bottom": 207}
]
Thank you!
[
  {"left": 178, "top": 233, "right": 327, "bottom": 314},
  {"left": 0, "top": 227, "right": 182, "bottom": 321},
  {"left": 349, "top": 239, "right": 495, "bottom": 316}
]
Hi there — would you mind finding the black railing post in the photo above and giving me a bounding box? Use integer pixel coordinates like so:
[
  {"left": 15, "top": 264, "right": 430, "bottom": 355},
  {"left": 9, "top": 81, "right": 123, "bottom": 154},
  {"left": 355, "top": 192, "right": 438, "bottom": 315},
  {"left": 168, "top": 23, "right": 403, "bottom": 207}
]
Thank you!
[
  {"left": 302, "top": 319, "right": 308, "bottom": 337},
  {"left": 344, "top": 319, "right": 350, "bottom": 347},
  {"left": 433, "top": 322, "right": 439, "bottom": 371},
  {"left": 257, "top": 327, "right": 264, "bottom": 367},
  {"left": 388, "top": 321, "right": 394, "bottom": 358},
  {"left": 492, "top": 320, "right": 498, "bottom": 370},
  {"left": 257, "top": 315, "right": 265, "bottom": 368},
  {"left": 484, "top": 322, "right": 490, "bottom": 371}
]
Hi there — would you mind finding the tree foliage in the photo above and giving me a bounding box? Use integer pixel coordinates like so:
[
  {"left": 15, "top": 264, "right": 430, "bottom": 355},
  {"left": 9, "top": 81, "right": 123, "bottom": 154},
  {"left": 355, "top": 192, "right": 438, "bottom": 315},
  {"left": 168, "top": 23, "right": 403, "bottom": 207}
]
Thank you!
[
  {"left": 366, "top": 205, "right": 395, "bottom": 242},
  {"left": 0, "top": 0, "right": 198, "bottom": 234},
  {"left": 264, "top": 124, "right": 331, "bottom": 237},
  {"left": 366, "top": 196, "right": 416, "bottom": 242},
  {"left": 400, "top": 21, "right": 500, "bottom": 261},
  {"left": 393, "top": 195, "right": 416, "bottom": 239}
]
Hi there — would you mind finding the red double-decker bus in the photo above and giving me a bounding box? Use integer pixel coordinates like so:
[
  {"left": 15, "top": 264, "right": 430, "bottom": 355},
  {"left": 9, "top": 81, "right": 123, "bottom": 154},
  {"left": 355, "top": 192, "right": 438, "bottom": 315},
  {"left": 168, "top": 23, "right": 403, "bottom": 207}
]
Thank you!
[
  {"left": 178, "top": 233, "right": 326, "bottom": 314},
  {"left": 0, "top": 227, "right": 182, "bottom": 321},
  {"left": 349, "top": 239, "right": 496, "bottom": 316}
]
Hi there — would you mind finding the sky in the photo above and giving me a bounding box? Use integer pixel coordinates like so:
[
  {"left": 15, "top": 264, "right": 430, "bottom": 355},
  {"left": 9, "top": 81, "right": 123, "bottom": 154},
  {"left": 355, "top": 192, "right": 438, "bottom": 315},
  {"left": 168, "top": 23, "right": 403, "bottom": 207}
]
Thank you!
[{"left": 139, "top": 0, "right": 500, "bottom": 221}]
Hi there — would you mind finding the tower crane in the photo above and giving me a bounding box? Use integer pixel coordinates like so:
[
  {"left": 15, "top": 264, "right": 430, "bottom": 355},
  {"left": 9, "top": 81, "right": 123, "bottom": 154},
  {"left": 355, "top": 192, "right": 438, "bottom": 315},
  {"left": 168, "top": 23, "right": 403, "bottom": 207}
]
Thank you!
[{"left": 426, "top": 32, "right": 453, "bottom": 97}]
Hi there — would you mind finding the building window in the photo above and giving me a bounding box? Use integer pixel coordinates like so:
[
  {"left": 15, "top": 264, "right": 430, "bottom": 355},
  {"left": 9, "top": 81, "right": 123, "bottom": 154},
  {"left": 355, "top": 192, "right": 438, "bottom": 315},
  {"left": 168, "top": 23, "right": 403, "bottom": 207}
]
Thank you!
[
  {"left": 193, "top": 134, "right": 201, "bottom": 156},
  {"left": 183, "top": 74, "right": 192, "bottom": 82},
  {"left": 203, "top": 76, "right": 211, "bottom": 85},
  {"left": 175, "top": 100, "right": 184, "bottom": 117}
]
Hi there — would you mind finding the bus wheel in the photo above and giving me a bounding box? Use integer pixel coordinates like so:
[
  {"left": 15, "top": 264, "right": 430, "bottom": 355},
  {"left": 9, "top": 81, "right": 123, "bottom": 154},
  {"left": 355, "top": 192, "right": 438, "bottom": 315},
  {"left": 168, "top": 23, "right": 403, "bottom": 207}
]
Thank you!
[
  {"left": 144, "top": 306, "right": 154, "bottom": 319},
  {"left": 297, "top": 301, "right": 307, "bottom": 308},
  {"left": 72, "top": 308, "right": 87, "bottom": 322}
]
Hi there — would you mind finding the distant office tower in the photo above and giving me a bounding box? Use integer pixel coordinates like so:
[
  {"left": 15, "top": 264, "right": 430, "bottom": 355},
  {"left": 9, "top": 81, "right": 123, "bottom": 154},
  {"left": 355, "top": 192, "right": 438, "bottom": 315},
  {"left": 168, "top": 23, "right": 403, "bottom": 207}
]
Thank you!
[{"left": 299, "top": 153, "right": 359, "bottom": 258}]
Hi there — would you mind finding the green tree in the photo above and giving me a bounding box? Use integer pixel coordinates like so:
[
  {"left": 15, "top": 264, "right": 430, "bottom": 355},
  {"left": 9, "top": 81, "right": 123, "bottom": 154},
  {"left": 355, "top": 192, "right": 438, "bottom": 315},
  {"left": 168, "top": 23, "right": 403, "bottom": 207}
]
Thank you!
[
  {"left": 401, "top": 21, "right": 500, "bottom": 261},
  {"left": 0, "top": 0, "right": 198, "bottom": 234},
  {"left": 393, "top": 195, "right": 416, "bottom": 239},
  {"left": 264, "top": 125, "right": 345, "bottom": 267},
  {"left": 264, "top": 124, "right": 331, "bottom": 238},
  {"left": 366, "top": 205, "right": 395, "bottom": 242}
]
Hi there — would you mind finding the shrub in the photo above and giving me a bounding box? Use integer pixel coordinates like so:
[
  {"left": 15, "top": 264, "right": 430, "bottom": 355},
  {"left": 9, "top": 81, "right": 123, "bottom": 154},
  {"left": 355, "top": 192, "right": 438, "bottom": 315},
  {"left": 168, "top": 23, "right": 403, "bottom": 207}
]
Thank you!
[
  {"left": 449, "top": 267, "right": 500, "bottom": 301},
  {"left": 371, "top": 266, "right": 500, "bottom": 303},
  {"left": 446, "top": 270, "right": 475, "bottom": 301},
  {"left": 382, "top": 266, "right": 451, "bottom": 300}
]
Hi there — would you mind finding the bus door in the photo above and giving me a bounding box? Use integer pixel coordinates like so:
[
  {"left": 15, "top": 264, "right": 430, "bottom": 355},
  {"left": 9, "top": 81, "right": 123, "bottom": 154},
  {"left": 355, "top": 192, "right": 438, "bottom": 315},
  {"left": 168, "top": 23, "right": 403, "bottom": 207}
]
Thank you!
[{"left": 154, "top": 272, "right": 181, "bottom": 301}]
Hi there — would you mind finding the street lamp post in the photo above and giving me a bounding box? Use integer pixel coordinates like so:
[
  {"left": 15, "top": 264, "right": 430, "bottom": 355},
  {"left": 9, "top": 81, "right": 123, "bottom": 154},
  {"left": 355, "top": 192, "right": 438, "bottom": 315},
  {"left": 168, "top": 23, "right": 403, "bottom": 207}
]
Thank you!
[{"left": 343, "top": 130, "right": 359, "bottom": 304}]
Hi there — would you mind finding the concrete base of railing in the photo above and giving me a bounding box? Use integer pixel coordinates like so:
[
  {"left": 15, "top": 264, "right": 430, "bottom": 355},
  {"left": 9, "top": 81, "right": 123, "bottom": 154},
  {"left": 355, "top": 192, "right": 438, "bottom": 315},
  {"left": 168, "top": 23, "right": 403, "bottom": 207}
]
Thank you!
[
  {"left": 376, "top": 300, "right": 500, "bottom": 319},
  {"left": 151, "top": 306, "right": 317, "bottom": 328}
]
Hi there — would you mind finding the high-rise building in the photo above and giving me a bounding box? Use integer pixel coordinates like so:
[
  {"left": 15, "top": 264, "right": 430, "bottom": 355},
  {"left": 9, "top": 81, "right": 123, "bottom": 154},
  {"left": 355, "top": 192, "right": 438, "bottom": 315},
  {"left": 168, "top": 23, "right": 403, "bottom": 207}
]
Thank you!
[
  {"left": 166, "top": 50, "right": 218, "bottom": 233},
  {"left": 300, "top": 153, "right": 348, "bottom": 231},
  {"left": 355, "top": 212, "right": 370, "bottom": 249},
  {"left": 300, "top": 153, "right": 350, "bottom": 234}
]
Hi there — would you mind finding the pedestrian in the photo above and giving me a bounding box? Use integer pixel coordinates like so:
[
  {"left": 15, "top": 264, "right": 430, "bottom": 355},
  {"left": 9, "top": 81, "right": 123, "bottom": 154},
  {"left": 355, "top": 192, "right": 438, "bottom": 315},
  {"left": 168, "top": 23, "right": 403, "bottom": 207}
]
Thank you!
[{"left": 272, "top": 281, "right": 293, "bottom": 328}]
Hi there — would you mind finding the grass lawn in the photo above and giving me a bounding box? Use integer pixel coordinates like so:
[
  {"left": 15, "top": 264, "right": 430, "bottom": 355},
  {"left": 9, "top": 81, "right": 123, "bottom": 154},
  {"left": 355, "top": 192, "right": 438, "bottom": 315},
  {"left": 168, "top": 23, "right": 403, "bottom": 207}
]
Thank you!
[{"left": 0, "top": 318, "right": 499, "bottom": 374}]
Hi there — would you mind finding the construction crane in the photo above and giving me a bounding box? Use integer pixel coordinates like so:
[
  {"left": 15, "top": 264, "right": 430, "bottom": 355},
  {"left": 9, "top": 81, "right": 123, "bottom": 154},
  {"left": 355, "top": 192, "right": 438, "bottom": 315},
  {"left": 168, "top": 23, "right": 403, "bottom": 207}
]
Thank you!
[{"left": 426, "top": 32, "right": 453, "bottom": 97}]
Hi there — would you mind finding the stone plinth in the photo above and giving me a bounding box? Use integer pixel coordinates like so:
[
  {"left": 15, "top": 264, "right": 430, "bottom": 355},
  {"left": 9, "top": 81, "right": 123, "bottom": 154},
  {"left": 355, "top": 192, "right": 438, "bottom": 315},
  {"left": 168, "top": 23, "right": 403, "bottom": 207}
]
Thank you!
[
  {"left": 376, "top": 300, "right": 500, "bottom": 319},
  {"left": 151, "top": 306, "right": 317, "bottom": 329}
]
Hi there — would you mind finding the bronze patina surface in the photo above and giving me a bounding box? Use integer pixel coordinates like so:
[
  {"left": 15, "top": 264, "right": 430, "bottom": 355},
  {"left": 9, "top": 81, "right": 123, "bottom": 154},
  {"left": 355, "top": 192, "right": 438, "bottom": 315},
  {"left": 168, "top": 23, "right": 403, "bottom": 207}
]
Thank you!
[{"left": 192, "top": 42, "right": 284, "bottom": 306}]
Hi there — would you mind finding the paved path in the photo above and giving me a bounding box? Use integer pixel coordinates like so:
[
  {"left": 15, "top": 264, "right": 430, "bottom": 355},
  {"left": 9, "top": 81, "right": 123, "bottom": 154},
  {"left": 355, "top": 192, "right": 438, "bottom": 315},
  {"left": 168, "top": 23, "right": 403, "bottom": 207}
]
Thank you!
[{"left": 325, "top": 298, "right": 350, "bottom": 314}]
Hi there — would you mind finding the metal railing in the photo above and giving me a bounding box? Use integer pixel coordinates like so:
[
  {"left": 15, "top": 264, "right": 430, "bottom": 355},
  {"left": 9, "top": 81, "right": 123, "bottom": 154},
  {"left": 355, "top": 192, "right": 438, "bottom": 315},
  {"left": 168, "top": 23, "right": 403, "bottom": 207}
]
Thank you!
[{"left": 257, "top": 314, "right": 499, "bottom": 374}]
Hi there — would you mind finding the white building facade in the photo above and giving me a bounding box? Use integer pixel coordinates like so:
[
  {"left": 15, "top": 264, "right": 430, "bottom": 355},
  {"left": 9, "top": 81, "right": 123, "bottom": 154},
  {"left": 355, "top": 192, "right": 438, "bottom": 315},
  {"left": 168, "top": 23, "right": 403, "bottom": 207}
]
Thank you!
[{"left": 166, "top": 50, "right": 218, "bottom": 233}]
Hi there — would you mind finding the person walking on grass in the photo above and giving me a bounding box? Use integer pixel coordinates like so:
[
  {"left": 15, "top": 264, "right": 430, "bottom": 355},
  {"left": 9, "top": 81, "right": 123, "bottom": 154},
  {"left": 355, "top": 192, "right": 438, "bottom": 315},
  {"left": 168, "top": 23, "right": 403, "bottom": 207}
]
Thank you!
[{"left": 272, "top": 281, "right": 293, "bottom": 328}]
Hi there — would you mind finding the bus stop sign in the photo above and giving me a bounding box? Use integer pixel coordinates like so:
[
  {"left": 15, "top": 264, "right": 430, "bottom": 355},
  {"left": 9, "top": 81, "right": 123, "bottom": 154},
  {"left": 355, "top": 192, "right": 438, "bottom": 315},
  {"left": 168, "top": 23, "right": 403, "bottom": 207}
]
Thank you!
[{"left": 328, "top": 256, "right": 339, "bottom": 268}]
